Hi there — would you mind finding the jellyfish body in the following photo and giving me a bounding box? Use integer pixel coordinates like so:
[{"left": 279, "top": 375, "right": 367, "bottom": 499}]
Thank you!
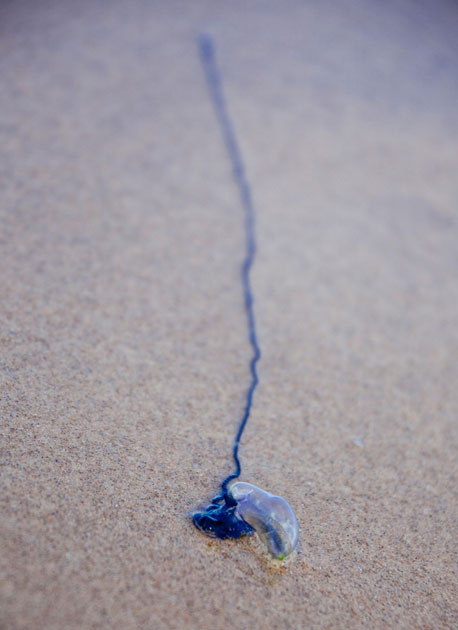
[{"left": 228, "top": 482, "right": 298, "bottom": 560}]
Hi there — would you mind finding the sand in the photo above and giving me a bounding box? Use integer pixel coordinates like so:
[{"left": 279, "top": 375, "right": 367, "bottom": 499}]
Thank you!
[{"left": 1, "top": 1, "right": 457, "bottom": 628}]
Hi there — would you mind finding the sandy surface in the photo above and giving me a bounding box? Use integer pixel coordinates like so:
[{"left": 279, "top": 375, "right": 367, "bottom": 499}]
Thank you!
[{"left": 1, "top": 1, "right": 458, "bottom": 628}]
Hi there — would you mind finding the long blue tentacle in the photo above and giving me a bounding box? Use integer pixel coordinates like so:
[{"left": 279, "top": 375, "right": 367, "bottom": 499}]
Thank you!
[{"left": 192, "top": 35, "right": 261, "bottom": 539}]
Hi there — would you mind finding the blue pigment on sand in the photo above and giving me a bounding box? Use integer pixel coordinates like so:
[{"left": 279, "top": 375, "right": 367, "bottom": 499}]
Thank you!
[{"left": 192, "top": 34, "right": 261, "bottom": 540}]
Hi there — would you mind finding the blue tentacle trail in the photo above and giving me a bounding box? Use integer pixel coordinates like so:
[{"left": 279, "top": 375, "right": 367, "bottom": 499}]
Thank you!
[{"left": 192, "top": 34, "right": 261, "bottom": 539}]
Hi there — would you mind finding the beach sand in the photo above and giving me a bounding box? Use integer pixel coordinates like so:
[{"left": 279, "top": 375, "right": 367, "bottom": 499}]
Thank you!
[{"left": 1, "top": 1, "right": 457, "bottom": 628}]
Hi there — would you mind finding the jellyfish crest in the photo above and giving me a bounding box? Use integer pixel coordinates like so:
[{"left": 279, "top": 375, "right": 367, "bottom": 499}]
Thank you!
[{"left": 228, "top": 482, "right": 298, "bottom": 559}]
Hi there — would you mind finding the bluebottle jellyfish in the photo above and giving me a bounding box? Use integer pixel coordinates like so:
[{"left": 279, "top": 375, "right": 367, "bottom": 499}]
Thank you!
[{"left": 191, "top": 34, "right": 298, "bottom": 560}]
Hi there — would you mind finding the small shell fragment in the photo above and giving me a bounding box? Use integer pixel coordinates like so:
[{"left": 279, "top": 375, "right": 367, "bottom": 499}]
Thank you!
[{"left": 228, "top": 482, "right": 298, "bottom": 560}]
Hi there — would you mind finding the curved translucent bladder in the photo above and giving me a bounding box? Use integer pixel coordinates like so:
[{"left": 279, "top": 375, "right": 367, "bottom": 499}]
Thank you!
[{"left": 228, "top": 482, "right": 298, "bottom": 560}]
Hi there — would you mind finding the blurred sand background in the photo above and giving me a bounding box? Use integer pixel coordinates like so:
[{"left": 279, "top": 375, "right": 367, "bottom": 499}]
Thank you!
[{"left": 1, "top": 1, "right": 458, "bottom": 628}]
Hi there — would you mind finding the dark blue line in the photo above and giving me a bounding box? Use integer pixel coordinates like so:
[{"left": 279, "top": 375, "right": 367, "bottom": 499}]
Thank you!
[{"left": 198, "top": 34, "right": 261, "bottom": 504}]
